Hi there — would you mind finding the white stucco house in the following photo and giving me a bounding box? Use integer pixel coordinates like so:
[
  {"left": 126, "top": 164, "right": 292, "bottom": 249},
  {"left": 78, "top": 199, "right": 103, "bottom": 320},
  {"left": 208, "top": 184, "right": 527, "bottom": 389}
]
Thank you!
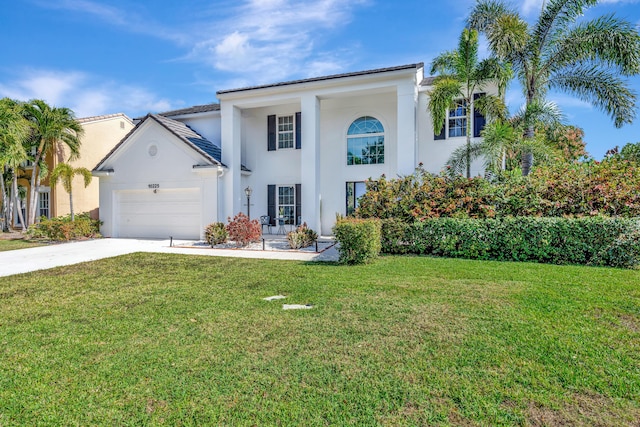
[{"left": 93, "top": 63, "right": 491, "bottom": 239}]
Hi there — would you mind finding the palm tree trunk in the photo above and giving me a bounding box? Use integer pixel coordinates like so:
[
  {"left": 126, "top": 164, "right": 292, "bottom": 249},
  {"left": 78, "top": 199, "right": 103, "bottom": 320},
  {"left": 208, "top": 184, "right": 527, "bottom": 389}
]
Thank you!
[
  {"left": 13, "top": 176, "right": 26, "bottom": 231},
  {"left": 27, "top": 151, "right": 42, "bottom": 226},
  {"left": 466, "top": 101, "right": 472, "bottom": 178},
  {"left": 0, "top": 167, "right": 8, "bottom": 232},
  {"left": 7, "top": 171, "right": 15, "bottom": 229},
  {"left": 521, "top": 124, "right": 535, "bottom": 176},
  {"left": 69, "top": 190, "right": 74, "bottom": 221}
]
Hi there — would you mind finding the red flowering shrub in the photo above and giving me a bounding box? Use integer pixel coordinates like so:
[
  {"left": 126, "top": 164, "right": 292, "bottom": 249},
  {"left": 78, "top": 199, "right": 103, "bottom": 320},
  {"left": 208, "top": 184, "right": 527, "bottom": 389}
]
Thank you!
[{"left": 226, "top": 212, "right": 262, "bottom": 247}]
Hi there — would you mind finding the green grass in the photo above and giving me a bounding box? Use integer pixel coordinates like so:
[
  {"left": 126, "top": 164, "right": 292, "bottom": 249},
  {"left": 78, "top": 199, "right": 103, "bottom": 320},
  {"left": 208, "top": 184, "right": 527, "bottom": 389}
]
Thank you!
[
  {"left": 1, "top": 254, "right": 639, "bottom": 426},
  {"left": 0, "top": 238, "right": 44, "bottom": 252}
]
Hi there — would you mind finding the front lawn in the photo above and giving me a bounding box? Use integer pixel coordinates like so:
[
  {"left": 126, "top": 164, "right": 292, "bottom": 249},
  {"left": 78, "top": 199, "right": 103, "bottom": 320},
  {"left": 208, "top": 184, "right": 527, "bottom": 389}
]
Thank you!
[
  {"left": 1, "top": 254, "right": 638, "bottom": 426},
  {"left": 0, "top": 237, "right": 43, "bottom": 252}
]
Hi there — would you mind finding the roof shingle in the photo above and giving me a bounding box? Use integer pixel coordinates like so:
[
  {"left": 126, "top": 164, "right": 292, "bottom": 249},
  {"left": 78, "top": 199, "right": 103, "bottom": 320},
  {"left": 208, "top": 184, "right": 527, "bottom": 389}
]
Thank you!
[{"left": 217, "top": 63, "right": 424, "bottom": 95}]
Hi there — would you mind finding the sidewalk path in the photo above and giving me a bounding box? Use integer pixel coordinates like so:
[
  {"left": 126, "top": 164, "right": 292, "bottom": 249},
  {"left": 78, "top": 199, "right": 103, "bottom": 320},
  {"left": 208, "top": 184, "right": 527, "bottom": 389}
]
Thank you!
[{"left": 0, "top": 238, "right": 339, "bottom": 277}]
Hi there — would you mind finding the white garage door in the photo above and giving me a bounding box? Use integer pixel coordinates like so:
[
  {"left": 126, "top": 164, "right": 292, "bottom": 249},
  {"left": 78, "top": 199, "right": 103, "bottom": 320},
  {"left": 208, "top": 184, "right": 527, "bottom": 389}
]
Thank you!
[{"left": 115, "top": 188, "right": 201, "bottom": 239}]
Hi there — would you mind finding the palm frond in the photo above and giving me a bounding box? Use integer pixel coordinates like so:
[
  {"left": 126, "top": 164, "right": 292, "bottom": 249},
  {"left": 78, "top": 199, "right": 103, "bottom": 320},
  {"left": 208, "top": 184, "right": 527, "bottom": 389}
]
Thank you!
[
  {"left": 545, "top": 14, "right": 640, "bottom": 76},
  {"left": 430, "top": 52, "right": 459, "bottom": 76},
  {"left": 532, "top": 0, "right": 598, "bottom": 57},
  {"left": 467, "top": 0, "right": 512, "bottom": 31},
  {"left": 550, "top": 66, "right": 637, "bottom": 128},
  {"left": 512, "top": 99, "right": 564, "bottom": 130},
  {"left": 445, "top": 141, "right": 485, "bottom": 176},
  {"left": 427, "top": 77, "right": 462, "bottom": 134},
  {"left": 474, "top": 94, "right": 509, "bottom": 123},
  {"left": 457, "top": 28, "right": 480, "bottom": 82}
]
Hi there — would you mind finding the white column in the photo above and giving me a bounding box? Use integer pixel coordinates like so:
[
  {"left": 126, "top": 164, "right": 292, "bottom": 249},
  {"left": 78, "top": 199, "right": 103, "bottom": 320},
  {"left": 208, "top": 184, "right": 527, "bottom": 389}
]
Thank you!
[
  {"left": 221, "top": 103, "right": 242, "bottom": 221},
  {"left": 301, "top": 95, "right": 321, "bottom": 233},
  {"left": 396, "top": 82, "right": 418, "bottom": 175}
]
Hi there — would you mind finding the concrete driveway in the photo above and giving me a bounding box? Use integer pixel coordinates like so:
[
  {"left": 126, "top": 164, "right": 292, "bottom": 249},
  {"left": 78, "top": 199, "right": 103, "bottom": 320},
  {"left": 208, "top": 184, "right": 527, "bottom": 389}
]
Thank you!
[{"left": 0, "top": 238, "right": 338, "bottom": 277}]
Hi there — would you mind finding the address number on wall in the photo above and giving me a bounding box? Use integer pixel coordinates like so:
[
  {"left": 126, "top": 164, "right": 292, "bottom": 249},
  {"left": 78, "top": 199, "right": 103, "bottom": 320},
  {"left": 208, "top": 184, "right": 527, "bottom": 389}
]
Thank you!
[{"left": 148, "top": 184, "right": 160, "bottom": 189}]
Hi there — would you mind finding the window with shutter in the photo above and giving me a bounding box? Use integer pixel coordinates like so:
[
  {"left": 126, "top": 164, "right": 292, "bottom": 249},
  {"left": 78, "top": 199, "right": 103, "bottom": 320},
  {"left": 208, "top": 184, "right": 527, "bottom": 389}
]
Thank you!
[
  {"left": 267, "top": 185, "right": 276, "bottom": 226},
  {"left": 473, "top": 93, "right": 486, "bottom": 137},
  {"left": 267, "top": 115, "right": 276, "bottom": 151}
]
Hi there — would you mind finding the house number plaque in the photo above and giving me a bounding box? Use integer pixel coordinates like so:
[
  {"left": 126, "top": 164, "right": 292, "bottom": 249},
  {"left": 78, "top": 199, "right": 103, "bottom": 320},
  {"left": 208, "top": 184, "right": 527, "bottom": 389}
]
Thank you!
[{"left": 148, "top": 184, "right": 160, "bottom": 189}]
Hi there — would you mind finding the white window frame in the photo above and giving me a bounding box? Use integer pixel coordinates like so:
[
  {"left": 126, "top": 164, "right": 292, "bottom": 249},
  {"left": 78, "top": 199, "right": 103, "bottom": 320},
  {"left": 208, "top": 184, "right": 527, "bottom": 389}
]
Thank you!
[
  {"left": 346, "top": 181, "right": 367, "bottom": 215},
  {"left": 38, "top": 187, "right": 50, "bottom": 220},
  {"left": 346, "top": 116, "right": 385, "bottom": 166},
  {"left": 277, "top": 185, "right": 295, "bottom": 225},
  {"left": 448, "top": 100, "right": 467, "bottom": 138},
  {"left": 277, "top": 115, "right": 295, "bottom": 149}
]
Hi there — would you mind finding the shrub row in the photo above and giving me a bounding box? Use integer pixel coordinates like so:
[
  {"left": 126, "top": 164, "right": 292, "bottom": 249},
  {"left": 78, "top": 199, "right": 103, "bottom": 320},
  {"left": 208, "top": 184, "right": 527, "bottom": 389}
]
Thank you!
[
  {"left": 356, "top": 158, "right": 640, "bottom": 220},
  {"left": 381, "top": 217, "right": 640, "bottom": 268},
  {"left": 333, "top": 217, "right": 381, "bottom": 264},
  {"left": 26, "top": 213, "right": 102, "bottom": 241}
]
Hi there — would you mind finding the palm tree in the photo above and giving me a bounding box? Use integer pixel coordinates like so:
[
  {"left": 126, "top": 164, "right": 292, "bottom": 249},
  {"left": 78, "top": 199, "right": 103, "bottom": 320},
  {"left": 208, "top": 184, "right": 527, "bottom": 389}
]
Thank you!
[
  {"left": 428, "top": 28, "right": 511, "bottom": 178},
  {"left": 469, "top": 0, "right": 640, "bottom": 174},
  {"left": 22, "top": 100, "right": 83, "bottom": 225},
  {"left": 49, "top": 163, "right": 92, "bottom": 221},
  {"left": 0, "top": 98, "right": 29, "bottom": 231}
]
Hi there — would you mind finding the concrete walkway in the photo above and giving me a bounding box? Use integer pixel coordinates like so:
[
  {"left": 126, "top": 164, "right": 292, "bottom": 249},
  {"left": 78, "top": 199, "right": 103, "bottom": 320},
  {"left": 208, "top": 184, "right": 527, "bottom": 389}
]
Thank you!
[{"left": 0, "top": 238, "right": 339, "bottom": 277}]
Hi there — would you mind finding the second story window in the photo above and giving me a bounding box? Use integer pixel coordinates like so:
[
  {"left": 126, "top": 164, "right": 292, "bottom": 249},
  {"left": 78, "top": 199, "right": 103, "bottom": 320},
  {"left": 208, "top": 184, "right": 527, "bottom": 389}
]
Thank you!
[
  {"left": 278, "top": 115, "right": 294, "bottom": 149},
  {"left": 448, "top": 100, "right": 467, "bottom": 138},
  {"left": 347, "top": 116, "right": 385, "bottom": 165}
]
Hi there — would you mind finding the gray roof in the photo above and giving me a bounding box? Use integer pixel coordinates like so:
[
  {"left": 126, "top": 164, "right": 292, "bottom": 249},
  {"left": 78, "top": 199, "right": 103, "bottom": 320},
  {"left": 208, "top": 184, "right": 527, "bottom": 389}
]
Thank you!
[
  {"left": 77, "top": 112, "right": 132, "bottom": 124},
  {"left": 93, "top": 114, "right": 225, "bottom": 171},
  {"left": 217, "top": 63, "right": 425, "bottom": 95},
  {"left": 420, "top": 76, "right": 437, "bottom": 86},
  {"left": 158, "top": 103, "right": 220, "bottom": 117},
  {"left": 152, "top": 114, "right": 222, "bottom": 163}
]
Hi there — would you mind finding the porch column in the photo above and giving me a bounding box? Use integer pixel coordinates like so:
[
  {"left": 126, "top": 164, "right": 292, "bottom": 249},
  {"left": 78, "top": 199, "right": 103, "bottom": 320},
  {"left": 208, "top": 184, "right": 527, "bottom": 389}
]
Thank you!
[
  {"left": 396, "top": 82, "right": 418, "bottom": 175},
  {"left": 301, "top": 95, "right": 321, "bottom": 233},
  {"left": 221, "top": 103, "right": 242, "bottom": 221}
]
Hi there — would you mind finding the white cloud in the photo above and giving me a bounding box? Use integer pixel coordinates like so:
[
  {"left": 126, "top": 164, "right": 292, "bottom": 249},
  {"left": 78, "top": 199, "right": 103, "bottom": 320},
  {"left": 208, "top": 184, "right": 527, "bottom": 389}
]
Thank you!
[
  {"left": 30, "top": 0, "right": 188, "bottom": 44},
  {"left": 0, "top": 69, "right": 173, "bottom": 118},
  {"left": 188, "top": 0, "right": 367, "bottom": 84}
]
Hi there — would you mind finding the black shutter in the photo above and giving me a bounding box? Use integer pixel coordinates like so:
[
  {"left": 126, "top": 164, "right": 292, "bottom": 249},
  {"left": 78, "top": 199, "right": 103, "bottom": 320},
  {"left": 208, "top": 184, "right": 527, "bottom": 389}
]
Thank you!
[
  {"left": 268, "top": 115, "right": 276, "bottom": 151},
  {"left": 295, "top": 112, "right": 301, "bottom": 149},
  {"left": 434, "top": 123, "right": 446, "bottom": 140},
  {"left": 473, "top": 93, "right": 486, "bottom": 137},
  {"left": 268, "top": 185, "right": 276, "bottom": 226},
  {"left": 295, "top": 184, "right": 301, "bottom": 225}
]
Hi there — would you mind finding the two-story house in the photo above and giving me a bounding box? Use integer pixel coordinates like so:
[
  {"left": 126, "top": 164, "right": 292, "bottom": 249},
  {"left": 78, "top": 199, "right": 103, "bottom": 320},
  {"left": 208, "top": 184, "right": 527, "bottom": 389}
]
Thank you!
[{"left": 93, "top": 63, "right": 491, "bottom": 239}]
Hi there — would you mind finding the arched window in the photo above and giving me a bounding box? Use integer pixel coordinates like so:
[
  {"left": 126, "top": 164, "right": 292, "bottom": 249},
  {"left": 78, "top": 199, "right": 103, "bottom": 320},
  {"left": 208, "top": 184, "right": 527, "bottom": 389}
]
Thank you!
[{"left": 347, "top": 116, "right": 384, "bottom": 165}]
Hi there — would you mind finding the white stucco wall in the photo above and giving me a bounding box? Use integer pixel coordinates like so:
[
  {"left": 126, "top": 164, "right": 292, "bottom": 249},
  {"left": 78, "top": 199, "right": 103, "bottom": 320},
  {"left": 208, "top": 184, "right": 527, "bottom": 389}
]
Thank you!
[
  {"left": 177, "top": 112, "right": 222, "bottom": 147},
  {"left": 97, "top": 120, "right": 219, "bottom": 239},
  {"left": 417, "top": 84, "right": 498, "bottom": 177},
  {"left": 318, "top": 92, "right": 398, "bottom": 233}
]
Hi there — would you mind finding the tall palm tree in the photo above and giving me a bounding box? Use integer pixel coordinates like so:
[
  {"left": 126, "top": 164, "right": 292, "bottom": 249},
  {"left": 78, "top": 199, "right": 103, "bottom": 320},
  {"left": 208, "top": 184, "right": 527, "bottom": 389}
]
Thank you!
[
  {"left": 469, "top": 0, "right": 640, "bottom": 174},
  {"left": 49, "top": 163, "right": 92, "bottom": 221},
  {"left": 22, "top": 99, "right": 83, "bottom": 225},
  {"left": 428, "top": 28, "right": 511, "bottom": 178},
  {"left": 0, "top": 98, "right": 29, "bottom": 231}
]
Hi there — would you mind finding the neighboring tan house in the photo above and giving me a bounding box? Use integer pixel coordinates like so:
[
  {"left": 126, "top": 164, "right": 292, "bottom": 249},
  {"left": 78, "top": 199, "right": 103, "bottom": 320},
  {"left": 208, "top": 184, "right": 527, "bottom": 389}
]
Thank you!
[
  {"left": 94, "top": 63, "right": 493, "bottom": 239},
  {"left": 11, "top": 113, "right": 134, "bottom": 228}
]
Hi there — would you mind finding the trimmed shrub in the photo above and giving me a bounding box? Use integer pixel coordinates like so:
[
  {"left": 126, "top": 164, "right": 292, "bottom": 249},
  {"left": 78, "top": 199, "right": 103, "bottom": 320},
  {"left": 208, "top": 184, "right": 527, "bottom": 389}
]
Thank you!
[
  {"left": 226, "top": 212, "right": 261, "bottom": 247},
  {"left": 333, "top": 217, "right": 381, "bottom": 264},
  {"left": 380, "top": 216, "right": 640, "bottom": 268},
  {"left": 287, "top": 222, "right": 318, "bottom": 249},
  {"left": 204, "top": 222, "right": 228, "bottom": 246},
  {"left": 26, "top": 213, "right": 101, "bottom": 241}
]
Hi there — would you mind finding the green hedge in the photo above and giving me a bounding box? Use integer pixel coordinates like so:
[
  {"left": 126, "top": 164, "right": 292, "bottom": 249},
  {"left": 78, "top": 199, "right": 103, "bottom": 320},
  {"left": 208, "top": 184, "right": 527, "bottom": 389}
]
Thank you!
[
  {"left": 333, "top": 218, "right": 381, "bottom": 264},
  {"left": 381, "top": 217, "right": 640, "bottom": 268}
]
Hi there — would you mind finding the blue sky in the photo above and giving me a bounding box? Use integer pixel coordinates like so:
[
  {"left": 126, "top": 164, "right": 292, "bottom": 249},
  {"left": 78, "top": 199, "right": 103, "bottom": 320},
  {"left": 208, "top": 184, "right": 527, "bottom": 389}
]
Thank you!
[{"left": 1, "top": 0, "right": 639, "bottom": 158}]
